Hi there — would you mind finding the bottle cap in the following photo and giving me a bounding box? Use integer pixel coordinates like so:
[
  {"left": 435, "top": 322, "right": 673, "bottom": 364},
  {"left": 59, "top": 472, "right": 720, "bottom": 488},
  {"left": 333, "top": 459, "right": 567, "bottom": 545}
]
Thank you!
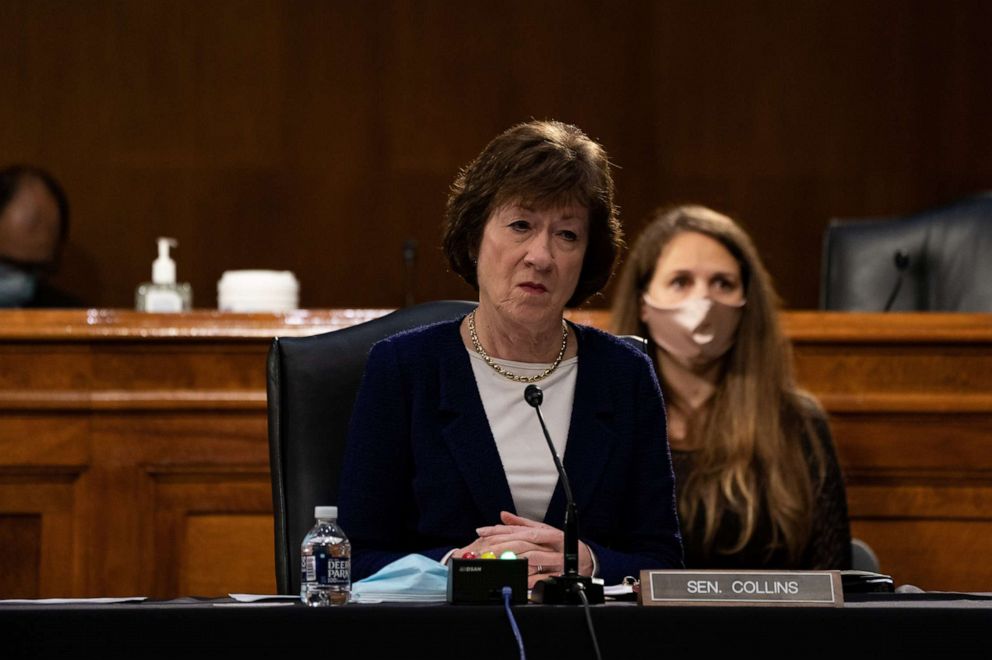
[
  {"left": 314, "top": 506, "right": 338, "bottom": 519},
  {"left": 152, "top": 237, "right": 178, "bottom": 285}
]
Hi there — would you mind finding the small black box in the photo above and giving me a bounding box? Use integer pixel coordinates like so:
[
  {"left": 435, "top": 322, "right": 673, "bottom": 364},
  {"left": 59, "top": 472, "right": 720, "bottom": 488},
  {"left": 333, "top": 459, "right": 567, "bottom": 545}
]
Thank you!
[{"left": 447, "top": 558, "right": 528, "bottom": 604}]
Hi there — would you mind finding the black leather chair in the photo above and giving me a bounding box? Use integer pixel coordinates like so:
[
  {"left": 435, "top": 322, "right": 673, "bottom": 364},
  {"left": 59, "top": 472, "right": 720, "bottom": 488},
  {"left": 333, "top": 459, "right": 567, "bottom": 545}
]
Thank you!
[
  {"left": 820, "top": 192, "right": 992, "bottom": 311},
  {"left": 267, "top": 300, "right": 477, "bottom": 595}
]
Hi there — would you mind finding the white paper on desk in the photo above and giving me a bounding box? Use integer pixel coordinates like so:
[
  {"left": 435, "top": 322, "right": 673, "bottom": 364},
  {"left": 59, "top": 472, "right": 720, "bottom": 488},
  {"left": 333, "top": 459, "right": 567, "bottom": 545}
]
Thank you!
[
  {"left": 228, "top": 594, "right": 300, "bottom": 603},
  {"left": 0, "top": 597, "right": 148, "bottom": 604},
  {"left": 603, "top": 584, "right": 635, "bottom": 598}
]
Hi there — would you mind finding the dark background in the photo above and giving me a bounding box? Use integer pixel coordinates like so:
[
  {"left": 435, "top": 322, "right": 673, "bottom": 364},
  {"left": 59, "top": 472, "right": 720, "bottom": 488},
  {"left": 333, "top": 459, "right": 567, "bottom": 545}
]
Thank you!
[{"left": 2, "top": 0, "right": 990, "bottom": 309}]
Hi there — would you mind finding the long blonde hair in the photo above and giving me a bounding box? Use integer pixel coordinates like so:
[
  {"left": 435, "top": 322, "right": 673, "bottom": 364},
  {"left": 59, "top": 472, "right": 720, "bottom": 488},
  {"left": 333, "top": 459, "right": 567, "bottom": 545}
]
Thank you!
[{"left": 612, "top": 205, "right": 826, "bottom": 563}]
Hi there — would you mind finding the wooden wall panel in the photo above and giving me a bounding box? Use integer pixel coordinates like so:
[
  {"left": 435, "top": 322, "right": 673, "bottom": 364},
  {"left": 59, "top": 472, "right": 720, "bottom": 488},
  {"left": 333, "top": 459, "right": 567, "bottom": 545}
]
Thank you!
[
  {"left": 2, "top": 1, "right": 991, "bottom": 310},
  {"left": 0, "top": 514, "right": 41, "bottom": 598},
  {"left": 847, "top": 471, "right": 992, "bottom": 591},
  {"left": 784, "top": 312, "right": 992, "bottom": 590},
  {"left": 180, "top": 514, "right": 276, "bottom": 597},
  {"left": 831, "top": 415, "right": 992, "bottom": 469},
  {"left": 85, "top": 413, "right": 269, "bottom": 596},
  {"left": 0, "top": 314, "right": 274, "bottom": 598},
  {"left": 0, "top": 469, "right": 81, "bottom": 597},
  {"left": 1, "top": 310, "right": 991, "bottom": 596},
  {"left": 149, "top": 467, "right": 274, "bottom": 597},
  {"left": 850, "top": 519, "right": 992, "bottom": 594}
]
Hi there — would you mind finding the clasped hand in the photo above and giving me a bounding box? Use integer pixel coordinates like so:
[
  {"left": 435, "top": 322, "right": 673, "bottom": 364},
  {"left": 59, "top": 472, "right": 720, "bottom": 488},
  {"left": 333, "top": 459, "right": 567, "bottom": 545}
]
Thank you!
[{"left": 453, "top": 511, "right": 593, "bottom": 588}]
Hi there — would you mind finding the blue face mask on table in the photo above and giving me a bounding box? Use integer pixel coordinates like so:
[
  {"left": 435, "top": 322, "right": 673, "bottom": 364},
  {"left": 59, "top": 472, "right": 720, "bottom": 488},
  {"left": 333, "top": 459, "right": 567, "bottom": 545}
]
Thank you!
[
  {"left": 351, "top": 554, "right": 449, "bottom": 603},
  {"left": 0, "top": 262, "right": 37, "bottom": 307}
]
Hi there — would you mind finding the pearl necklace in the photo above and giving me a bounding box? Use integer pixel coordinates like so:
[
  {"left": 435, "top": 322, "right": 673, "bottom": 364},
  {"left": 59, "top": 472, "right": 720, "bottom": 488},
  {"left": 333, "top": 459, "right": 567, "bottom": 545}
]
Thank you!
[{"left": 467, "top": 309, "right": 568, "bottom": 383}]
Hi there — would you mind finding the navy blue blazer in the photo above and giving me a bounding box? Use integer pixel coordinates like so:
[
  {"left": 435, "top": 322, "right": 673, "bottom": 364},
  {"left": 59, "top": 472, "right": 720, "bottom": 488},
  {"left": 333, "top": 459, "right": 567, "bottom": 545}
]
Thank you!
[{"left": 337, "top": 318, "right": 683, "bottom": 584}]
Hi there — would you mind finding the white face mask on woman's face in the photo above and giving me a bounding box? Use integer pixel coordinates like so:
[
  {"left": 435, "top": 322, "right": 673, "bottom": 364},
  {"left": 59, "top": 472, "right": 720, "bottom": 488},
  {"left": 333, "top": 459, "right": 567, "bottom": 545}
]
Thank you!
[{"left": 641, "top": 295, "right": 745, "bottom": 370}]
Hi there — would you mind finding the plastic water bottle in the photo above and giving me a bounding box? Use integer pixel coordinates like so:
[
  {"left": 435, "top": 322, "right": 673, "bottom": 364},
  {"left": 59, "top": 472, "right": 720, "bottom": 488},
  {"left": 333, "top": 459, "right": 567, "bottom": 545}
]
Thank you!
[{"left": 300, "top": 506, "right": 351, "bottom": 606}]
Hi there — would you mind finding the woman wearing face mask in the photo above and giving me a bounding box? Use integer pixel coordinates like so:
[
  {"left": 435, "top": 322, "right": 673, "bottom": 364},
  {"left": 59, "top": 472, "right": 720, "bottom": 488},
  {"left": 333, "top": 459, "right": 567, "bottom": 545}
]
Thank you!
[{"left": 612, "top": 205, "right": 851, "bottom": 569}]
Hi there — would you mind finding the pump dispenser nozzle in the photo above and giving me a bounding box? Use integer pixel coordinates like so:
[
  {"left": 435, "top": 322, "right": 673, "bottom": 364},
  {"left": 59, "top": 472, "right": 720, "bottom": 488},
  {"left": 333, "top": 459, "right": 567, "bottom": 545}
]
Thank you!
[
  {"left": 136, "top": 236, "right": 191, "bottom": 312},
  {"left": 152, "top": 237, "right": 178, "bottom": 285}
]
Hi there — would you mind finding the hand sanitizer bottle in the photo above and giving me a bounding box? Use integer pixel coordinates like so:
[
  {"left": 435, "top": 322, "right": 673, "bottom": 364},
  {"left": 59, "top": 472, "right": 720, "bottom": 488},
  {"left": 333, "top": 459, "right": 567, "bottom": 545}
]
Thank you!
[{"left": 135, "top": 237, "right": 193, "bottom": 312}]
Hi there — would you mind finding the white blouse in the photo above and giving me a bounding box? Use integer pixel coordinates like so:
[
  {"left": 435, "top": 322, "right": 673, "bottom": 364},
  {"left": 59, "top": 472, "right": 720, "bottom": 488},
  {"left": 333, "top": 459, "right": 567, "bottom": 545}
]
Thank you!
[{"left": 466, "top": 349, "right": 578, "bottom": 522}]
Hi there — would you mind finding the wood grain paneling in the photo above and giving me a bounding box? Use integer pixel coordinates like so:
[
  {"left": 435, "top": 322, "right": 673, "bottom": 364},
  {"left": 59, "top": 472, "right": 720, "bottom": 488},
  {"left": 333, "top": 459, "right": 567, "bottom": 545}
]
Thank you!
[
  {"left": 0, "top": 467, "right": 81, "bottom": 597},
  {"left": 1, "top": 309, "right": 991, "bottom": 596},
  {"left": 2, "top": 2, "right": 991, "bottom": 309},
  {"left": 850, "top": 520, "right": 992, "bottom": 593},
  {"left": 180, "top": 513, "right": 276, "bottom": 598},
  {"left": 148, "top": 466, "right": 274, "bottom": 597},
  {"left": 0, "top": 515, "right": 42, "bottom": 598}
]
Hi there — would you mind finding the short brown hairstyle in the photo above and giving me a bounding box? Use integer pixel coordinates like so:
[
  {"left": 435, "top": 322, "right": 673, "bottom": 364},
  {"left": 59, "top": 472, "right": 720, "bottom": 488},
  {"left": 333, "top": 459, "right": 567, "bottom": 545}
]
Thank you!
[{"left": 443, "top": 120, "right": 622, "bottom": 307}]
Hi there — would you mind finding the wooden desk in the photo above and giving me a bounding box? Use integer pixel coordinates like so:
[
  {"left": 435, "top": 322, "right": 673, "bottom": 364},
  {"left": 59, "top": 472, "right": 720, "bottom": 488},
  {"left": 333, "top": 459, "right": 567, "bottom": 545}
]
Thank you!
[
  {"left": 0, "top": 309, "right": 373, "bottom": 599},
  {"left": 784, "top": 312, "right": 992, "bottom": 592},
  {"left": 1, "top": 310, "right": 990, "bottom": 597}
]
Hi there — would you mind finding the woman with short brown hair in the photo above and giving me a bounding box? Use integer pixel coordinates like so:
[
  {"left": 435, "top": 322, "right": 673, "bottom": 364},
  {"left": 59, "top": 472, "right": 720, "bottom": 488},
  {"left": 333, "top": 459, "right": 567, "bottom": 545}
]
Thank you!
[{"left": 340, "top": 121, "right": 683, "bottom": 585}]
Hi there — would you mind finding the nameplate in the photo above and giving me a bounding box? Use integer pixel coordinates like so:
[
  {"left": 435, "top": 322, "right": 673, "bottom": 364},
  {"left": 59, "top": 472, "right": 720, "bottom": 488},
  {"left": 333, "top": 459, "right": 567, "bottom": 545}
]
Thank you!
[{"left": 639, "top": 570, "right": 843, "bottom": 607}]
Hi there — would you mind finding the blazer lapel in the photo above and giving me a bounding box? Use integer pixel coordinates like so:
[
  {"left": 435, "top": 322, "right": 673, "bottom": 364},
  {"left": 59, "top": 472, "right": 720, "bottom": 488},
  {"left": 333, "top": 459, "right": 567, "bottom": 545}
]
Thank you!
[
  {"left": 438, "top": 333, "right": 516, "bottom": 524},
  {"left": 544, "top": 324, "right": 616, "bottom": 526}
]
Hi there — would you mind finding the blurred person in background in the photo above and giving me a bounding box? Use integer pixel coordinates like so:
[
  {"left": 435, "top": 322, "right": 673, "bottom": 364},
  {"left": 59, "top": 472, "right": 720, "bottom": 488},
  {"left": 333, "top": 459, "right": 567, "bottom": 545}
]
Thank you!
[
  {"left": 0, "top": 165, "right": 79, "bottom": 308},
  {"left": 612, "top": 204, "right": 850, "bottom": 569}
]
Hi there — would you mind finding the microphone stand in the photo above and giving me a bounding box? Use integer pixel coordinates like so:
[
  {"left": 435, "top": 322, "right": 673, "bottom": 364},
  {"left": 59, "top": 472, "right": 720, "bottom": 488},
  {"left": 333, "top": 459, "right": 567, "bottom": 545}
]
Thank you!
[{"left": 524, "top": 385, "right": 605, "bottom": 605}]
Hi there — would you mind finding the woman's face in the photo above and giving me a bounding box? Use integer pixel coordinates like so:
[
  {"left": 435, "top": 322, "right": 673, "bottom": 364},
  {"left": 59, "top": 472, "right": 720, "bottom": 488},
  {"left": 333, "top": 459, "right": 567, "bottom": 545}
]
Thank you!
[
  {"left": 475, "top": 200, "right": 588, "bottom": 327},
  {"left": 642, "top": 231, "right": 744, "bottom": 307}
]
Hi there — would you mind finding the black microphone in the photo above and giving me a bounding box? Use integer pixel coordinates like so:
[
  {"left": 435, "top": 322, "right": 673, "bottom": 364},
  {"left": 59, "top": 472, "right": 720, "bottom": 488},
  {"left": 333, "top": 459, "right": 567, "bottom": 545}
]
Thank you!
[
  {"left": 882, "top": 250, "right": 910, "bottom": 312},
  {"left": 524, "top": 384, "right": 543, "bottom": 407},
  {"left": 523, "top": 384, "right": 604, "bottom": 605}
]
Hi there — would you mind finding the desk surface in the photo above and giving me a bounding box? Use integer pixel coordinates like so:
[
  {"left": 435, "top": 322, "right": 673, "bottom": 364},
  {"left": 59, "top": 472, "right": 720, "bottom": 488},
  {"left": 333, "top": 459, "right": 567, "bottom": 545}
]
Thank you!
[{"left": 2, "top": 596, "right": 990, "bottom": 658}]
